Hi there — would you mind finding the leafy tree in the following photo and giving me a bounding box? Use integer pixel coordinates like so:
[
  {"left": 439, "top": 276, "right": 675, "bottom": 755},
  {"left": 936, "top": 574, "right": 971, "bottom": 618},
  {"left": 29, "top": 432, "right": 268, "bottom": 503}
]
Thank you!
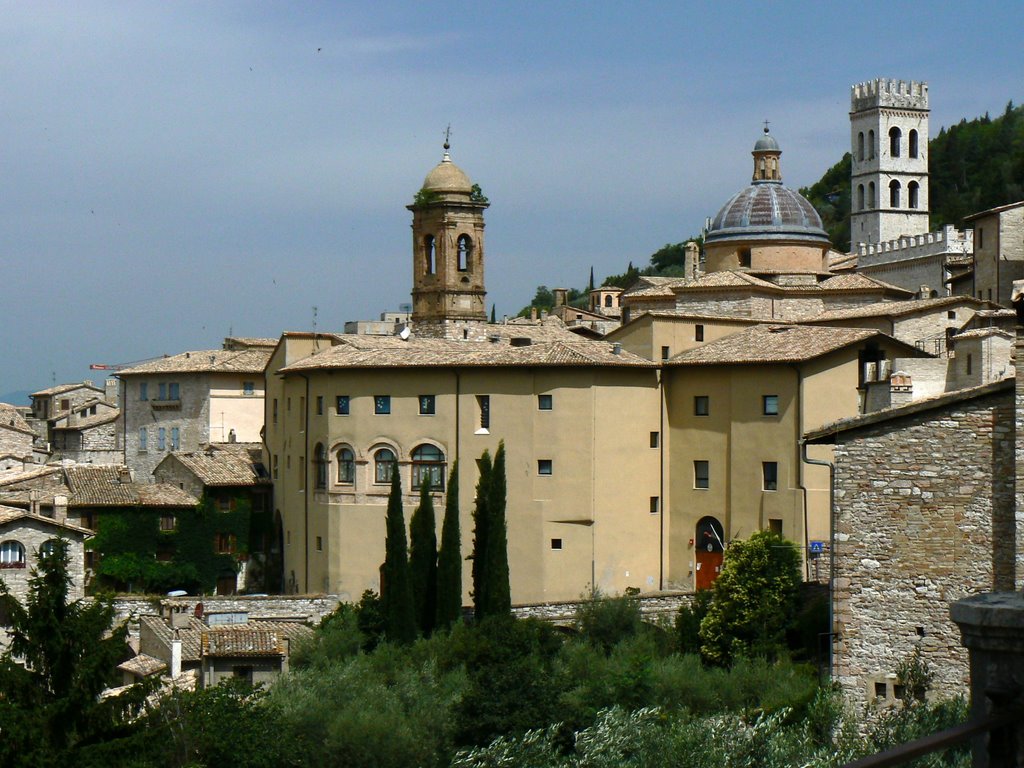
[
  {"left": 0, "top": 539, "right": 148, "bottom": 765},
  {"left": 602, "top": 261, "right": 641, "bottom": 289},
  {"left": 436, "top": 462, "right": 463, "bottom": 630},
  {"left": 648, "top": 242, "right": 689, "bottom": 272},
  {"left": 382, "top": 470, "right": 416, "bottom": 644},
  {"left": 409, "top": 480, "right": 438, "bottom": 635},
  {"left": 575, "top": 592, "right": 643, "bottom": 655},
  {"left": 699, "top": 530, "right": 802, "bottom": 666}
]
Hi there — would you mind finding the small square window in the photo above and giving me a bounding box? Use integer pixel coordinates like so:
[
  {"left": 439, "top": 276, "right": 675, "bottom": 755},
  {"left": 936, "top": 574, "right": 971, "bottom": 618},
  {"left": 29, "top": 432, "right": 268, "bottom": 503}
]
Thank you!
[
  {"left": 419, "top": 395, "right": 436, "bottom": 415},
  {"left": 649, "top": 496, "right": 659, "bottom": 514},
  {"left": 550, "top": 538, "right": 563, "bottom": 550},
  {"left": 316, "top": 396, "right": 323, "bottom": 415},
  {"left": 374, "top": 395, "right": 391, "bottom": 415},
  {"left": 243, "top": 381, "right": 255, "bottom": 396},
  {"left": 874, "top": 682, "right": 888, "bottom": 699},
  {"left": 650, "top": 431, "right": 660, "bottom": 448},
  {"left": 947, "top": 310, "right": 956, "bottom": 320},
  {"left": 538, "top": 459, "right": 553, "bottom": 475},
  {"left": 762, "top": 461, "right": 778, "bottom": 491},
  {"left": 695, "top": 324, "right": 704, "bottom": 342},
  {"left": 694, "top": 395, "right": 709, "bottom": 416},
  {"left": 272, "top": 399, "right": 279, "bottom": 424},
  {"left": 660, "top": 345, "right": 670, "bottom": 361},
  {"left": 763, "top": 395, "right": 779, "bottom": 416},
  {"left": 694, "top": 460, "right": 709, "bottom": 489},
  {"left": 538, "top": 394, "right": 553, "bottom": 410},
  {"left": 315, "top": 536, "right": 323, "bottom": 552},
  {"left": 336, "top": 396, "right": 349, "bottom": 415},
  {"left": 477, "top": 395, "right": 490, "bottom": 431},
  {"left": 768, "top": 518, "right": 782, "bottom": 536},
  {"left": 160, "top": 514, "right": 177, "bottom": 532}
]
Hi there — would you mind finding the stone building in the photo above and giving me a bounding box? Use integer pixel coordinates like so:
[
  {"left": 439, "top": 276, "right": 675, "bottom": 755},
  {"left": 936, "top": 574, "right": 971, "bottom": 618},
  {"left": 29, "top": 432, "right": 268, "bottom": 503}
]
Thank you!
[
  {"left": 0, "top": 404, "right": 35, "bottom": 477},
  {"left": 116, "top": 340, "right": 273, "bottom": 481},
  {"left": 963, "top": 200, "right": 1024, "bottom": 306},
  {"left": 806, "top": 377, "right": 1018, "bottom": 708},
  {"left": 50, "top": 399, "right": 121, "bottom": 464}
]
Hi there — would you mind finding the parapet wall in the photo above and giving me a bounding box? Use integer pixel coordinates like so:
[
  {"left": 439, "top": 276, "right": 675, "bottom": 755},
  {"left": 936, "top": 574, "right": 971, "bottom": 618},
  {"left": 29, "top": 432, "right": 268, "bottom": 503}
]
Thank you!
[
  {"left": 857, "top": 225, "right": 972, "bottom": 267},
  {"left": 851, "top": 79, "right": 929, "bottom": 112}
]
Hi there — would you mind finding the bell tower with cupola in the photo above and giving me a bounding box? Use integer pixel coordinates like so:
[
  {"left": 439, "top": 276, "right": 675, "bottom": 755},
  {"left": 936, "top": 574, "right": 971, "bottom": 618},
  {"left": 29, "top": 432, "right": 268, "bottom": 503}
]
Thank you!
[{"left": 408, "top": 138, "right": 489, "bottom": 338}]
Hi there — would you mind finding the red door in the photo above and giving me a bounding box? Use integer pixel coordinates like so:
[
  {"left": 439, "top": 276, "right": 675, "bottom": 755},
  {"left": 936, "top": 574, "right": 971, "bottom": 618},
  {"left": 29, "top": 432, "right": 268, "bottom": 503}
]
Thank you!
[{"left": 695, "top": 548, "right": 723, "bottom": 591}]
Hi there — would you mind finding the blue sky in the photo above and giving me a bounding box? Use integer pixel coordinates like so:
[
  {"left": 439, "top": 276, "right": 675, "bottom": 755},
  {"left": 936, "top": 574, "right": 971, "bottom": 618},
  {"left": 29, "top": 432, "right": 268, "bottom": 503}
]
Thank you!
[{"left": 2, "top": 1, "right": 1022, "bottom": 398}]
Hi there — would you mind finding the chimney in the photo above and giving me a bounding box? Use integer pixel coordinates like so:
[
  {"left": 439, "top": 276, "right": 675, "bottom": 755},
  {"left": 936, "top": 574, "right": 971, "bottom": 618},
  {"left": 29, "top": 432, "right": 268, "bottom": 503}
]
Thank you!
[
  {"left": 53, "top": 494, "right": 68, "bottom": 524},
  {"left": 118, "top": 467, "right": 132, "bottom": 484},
  {"left": 530, "top": 307, "right": 538, "bottom": 321},
  {"left": 104, "top": 378, "right": 118, "bottom": 405},
  {"left": 29, "top": 489, "right": 41, "bottom": 516},
  {"left": 552, "top": 288, "right": 568, "bottom": 307},
  {"left": 918, "top": 284, "right": 931, "bottom": 299},
  {"left": 889, "top": 372, "right": 914, "bottom": 409},
  {"left": 612, "top": 342, "right": 622, "bottom": 355},
  {"left": 170, "top": 634, "right": 182, "bottom": 679},
  {"left": 685, "top": 241, "right": 700, "bottom": 279}
]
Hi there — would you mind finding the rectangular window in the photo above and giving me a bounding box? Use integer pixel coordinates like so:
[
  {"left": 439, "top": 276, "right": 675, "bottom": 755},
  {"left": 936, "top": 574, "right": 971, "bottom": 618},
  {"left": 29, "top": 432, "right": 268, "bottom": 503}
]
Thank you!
[
  {"left": 695, "top": 324, "right": 704, "bottom": 342},
  {"left": 374, "top": 395, "right": 391, "bottom": 415},
  {"left": 477, "top": 395, "right": 490, "bottom": 431},
  {"left": 273, "top": 455, "right": 279, "bottom": 479},
  {"left": 243, "top": 381, "right": 255, "bottom": 396},
  {"left": 299, "top": 397, "right": 305, "bottom": 427},
  {"left": 158, "top": 383, "right": 167, "bottom": 401},
  {"left": 650, "top": 431, "right": 660, "bottom": 448},
  {"left": 170, "top": 427, "right": 180, "bottom": 451},
  {"left": 966, "top": 354, "right": 973, "bottom": 375},
  {"left": 978, "top": 227, "right": 983, "bottom": 249},
  {"left": 538, "top": 459, "right": 553, "bottom": 475},
  {"left": 336, "top": 395, "right": 350, "bottom": 415},
  {"left": 214, "top": 533, "right": 236, "bottom": 554},
  {"left": 550, "top": 538, "right": 563, "bottom": 550},
  {"left": 316, "top": 396, "right": 323, "bottom": 415},
  {"left": 947, "top": 310, "right": 956, "bottom": 320},
  {"left": 157, "top": 427, "right": 166, "bottom": 451},
  {"left": 649, "top": 496, "right": 659, "bottom": 514},
  {"left": 988, "top": 289, "right": 993, "bottom": 301},
  {"left": 694, "top": 395, "right": 709, "bottom": 416},
  {"left": 419, "top": 395, "right": 436, "bottom": 415},
  {"left": 273, "top": 398, "right": 278, "bottom": 424},
  {"left": 139, "top": 382, "right": 148, "bottom": 401},
  {"left": 660, "top": 345, "right": 670, "bottom": 361},
  {"left": 762, "top": 461, "right": 778, "bottom": 491},
  {"left": 160, "top": 514, "right": 177, "bottom": 532},
  {"left": 287, "top": 397, "right": 291, "bottom": 412},
  {"left": 139, "top": 428, "right": 148, "bottom": 451},
  {"left": 762, "top": 395, "right": 779, "bottom": 416},
  {"left": 538, "top": 394, "right": 553, "bottom": 410},
  {"left": 694, "top": 460, "right": 709, "bottom": 489},
  {"left": 316, "top": 536, "right": 323, "bottom": 552},
  {"left": 168, "top": 382, "right": 180, "bottom": 400},
  {"left": 769, "top": 518, "right": 783, "bottom": 536}
]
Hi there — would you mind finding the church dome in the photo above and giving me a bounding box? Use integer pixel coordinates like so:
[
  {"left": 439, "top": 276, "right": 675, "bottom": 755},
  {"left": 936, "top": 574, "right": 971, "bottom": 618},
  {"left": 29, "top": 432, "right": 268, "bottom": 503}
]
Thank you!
[{"left": 422, "top": 151, "right": 472, "bottom": 194}]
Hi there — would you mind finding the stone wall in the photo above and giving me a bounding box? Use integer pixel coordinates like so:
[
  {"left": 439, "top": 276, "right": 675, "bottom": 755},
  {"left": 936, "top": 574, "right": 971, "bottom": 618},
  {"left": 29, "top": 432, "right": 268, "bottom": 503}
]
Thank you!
[
  {"left": 122, "top": 374, "right": 212, "bottom": 481},
  {"left": 831, "top": 385, "right": 1016, "bottom": 710},
  {"left": 513, "top": 592, "right": 693, "bottom": 626},
  {"left": 0, "top": 426, "right": 32, "bottom": 460}
]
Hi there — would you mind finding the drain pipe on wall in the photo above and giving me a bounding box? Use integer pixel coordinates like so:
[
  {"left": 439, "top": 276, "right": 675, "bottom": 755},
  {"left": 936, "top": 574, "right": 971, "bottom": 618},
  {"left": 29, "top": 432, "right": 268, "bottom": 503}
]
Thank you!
[{"left": 801, "top": 438, "right": 836, "bottom": 681}]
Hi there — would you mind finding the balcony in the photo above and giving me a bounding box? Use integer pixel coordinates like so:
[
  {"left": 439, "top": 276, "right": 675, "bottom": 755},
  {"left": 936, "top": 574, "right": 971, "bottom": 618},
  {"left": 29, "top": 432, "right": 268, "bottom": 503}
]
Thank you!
[{"left": 150, "top": 399, "right": 181, "bottom": 411}]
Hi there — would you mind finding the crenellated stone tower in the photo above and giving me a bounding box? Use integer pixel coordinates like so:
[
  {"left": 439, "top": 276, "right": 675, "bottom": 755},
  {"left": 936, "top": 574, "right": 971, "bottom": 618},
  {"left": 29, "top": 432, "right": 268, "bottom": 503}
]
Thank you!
[
  {"left": 850, "top": 78, "right": 930, "bottom": 246},
  {"left": 408, "top": 141, "right": 489, "bottom": 339}
]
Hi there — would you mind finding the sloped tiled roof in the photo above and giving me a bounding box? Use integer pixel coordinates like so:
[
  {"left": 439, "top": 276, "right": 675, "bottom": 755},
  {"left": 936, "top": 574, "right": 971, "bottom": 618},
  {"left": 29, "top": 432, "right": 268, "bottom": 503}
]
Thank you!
[
  {"left": 52, "top": 410, "right": 120, "bottom": 432},
  {"left": 161, "top": 444, "right": 269, "bottom": 487},
  {"left": 952, "top": 328, "right": 1013, "bottom": 341},
  {"left": 815, "top": 273, "right": 911, "bottom": 294},
  {"left": 666, "top": 324, "right": 919, "bottom": 366},
  {"left": 140, "top": 615, "right": 313, "bottom": 662},
  {"left": 803, "top": 296, "right": 982, "bottom": 323},
  {"left": 117, "top": 348, "right": 272, "bottom": 376},
  {"left": 0, "top": 466, "right": 196, "bottom": 508},
  {"left": 222, "top": 337, "right": 279, "bottom": 349},
  {"left": 31, "top": 382, "right": 103, "bottom": 398},
  {"left": 281, "top": 335, "right": 655, "bottom": 372},
  {"left": 117, "top": 653, "right": 167, "bottom": 678},
  {"left": 0, "top": 404, "right": 34, "bottom": 435},
  {"left": 0, "top": 504, "right": 93, "bottom": 536}
]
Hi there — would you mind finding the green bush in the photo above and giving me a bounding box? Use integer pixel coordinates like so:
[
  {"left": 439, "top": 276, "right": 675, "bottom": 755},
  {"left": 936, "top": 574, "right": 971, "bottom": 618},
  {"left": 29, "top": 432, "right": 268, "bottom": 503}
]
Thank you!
[{"left": 574, "top": 593, "right": 643, "bottom": 655}]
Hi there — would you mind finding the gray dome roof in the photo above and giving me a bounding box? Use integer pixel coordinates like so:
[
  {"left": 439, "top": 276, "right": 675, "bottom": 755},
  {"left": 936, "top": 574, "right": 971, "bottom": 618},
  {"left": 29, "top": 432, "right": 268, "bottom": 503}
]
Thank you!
[
  {"left": 705, "top": 183, "right": 829, "bottom": 245},
  {"left": 754, "top": 132, "right": 780, "bottom": 152}
]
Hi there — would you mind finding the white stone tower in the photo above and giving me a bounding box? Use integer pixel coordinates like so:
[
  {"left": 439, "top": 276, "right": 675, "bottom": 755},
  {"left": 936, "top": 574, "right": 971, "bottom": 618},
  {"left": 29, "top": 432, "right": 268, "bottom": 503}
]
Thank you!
[
  {"left": 850, "top": 79, "right": 930, "bottom": 247},
  {"left": 408, "top": 140, "right": 489, "bottom": 339}
]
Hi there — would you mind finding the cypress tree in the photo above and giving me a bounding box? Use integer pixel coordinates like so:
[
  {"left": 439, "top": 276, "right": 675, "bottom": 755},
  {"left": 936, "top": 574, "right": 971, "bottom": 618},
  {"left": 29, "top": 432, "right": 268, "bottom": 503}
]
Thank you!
[
  {"left": 382, "top": 468, "right": 416, "bottom": 643},
  {"left": 490, "top": 303, "right": 497, "bottom": 323},
  {"left": 436, "top": 461, "right": 462, "bottom": 630},
  {"left": 588, "top": 265, "right": 595, "bottom": 292},
  {"left": 471, "top": 449, "right": 492, "bottom": 618},
  {"left": 409, "top": 479, "right": 438, "bottom": 635},
  {"left": 483, "top": 441, "right": 511, "bottom": 616}
]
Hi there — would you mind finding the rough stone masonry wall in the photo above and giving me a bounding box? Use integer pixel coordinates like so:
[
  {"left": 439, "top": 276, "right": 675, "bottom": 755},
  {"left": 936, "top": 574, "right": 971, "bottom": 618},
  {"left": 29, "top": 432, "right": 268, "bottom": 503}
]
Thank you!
[
  {"left": 0, "top": 426, "right": 32, "bottom": 459},
  {"left": 832, "top": 389, "right": 1015, "bottom": 710}
]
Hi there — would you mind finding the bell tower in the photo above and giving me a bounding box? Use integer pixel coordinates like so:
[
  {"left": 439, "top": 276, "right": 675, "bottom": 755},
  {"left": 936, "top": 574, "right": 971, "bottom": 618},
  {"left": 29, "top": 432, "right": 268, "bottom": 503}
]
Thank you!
[
  {"left": 408, "top": 139, "right": 489, "bottom": 338},
  {"left": 850, "top": 79, "right": 930, "bottom": 247}
]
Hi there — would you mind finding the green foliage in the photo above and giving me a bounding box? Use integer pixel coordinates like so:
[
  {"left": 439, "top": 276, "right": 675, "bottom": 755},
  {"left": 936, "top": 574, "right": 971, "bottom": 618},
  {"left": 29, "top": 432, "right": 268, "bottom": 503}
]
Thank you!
[
  {"left": 895, "top": 646, "right": 934, "bottom": 704},
  {"left": 382, "top": 470, "right": 417, "bottom": 644},
  {"left": 0, "top": 540, "right": 150, "bottom": 765},
  {"left": 291, "top": 603, "right": 364, "bottom": 670},
  {"left": 471, "top": 445, "right": 510, "bottom": 620},
  {"left": 675, "top": 588, "right": 713, "bottom": 654},
  {"left": 699, "top": 530, "right": 802, "bottom": 666},
  {"left": 412, "top": 187, "right": 440, "bottom": 206},
  {"left": 436, "top": 462, "right": 463, "bottom": 630},
  {"left": 355, "top": 589, "right": 385, "bottom": 651},
  {"left": 470, "top": 183, "right": 489, "bottom": 204},
  {"left": 648, "top": 242, "right": 690, "bottom": 272},
  {"left": 800, "top": 153, "right": 852, "bottom": 251},
  {"left": 409, "top": 481, "right": 438, "bottom": 635},
  {"left": 574, "top": 592, "right": 643, "bottom": 655},
  {"left": 470, "top": 449, "right": 492, "bottom": 616},
  {"left": 602, "top": 261, "right": 641, "bottom": 289}
]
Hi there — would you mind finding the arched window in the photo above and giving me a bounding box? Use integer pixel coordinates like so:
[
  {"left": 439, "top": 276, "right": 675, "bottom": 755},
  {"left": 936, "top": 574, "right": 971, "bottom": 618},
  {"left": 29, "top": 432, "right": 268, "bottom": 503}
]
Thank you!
[
  {"left": 336, "top": 446, "right": 355, "bottom": 484},
  {"left": 868, "top": 130, "right": 875, "bottom": 159},
  {"left": 758, "top": 158, "right": 766, "bottom": 179},
  {"left": 770, "top": 157, "right": 778, "bottom": 179},
  {"left": 889, "top": 127, "right": 901, "bottom": 157},
  {"left": 411, "top": 444, "right": 446, "bottom": 491},
  {"left": 604, "top": 294, "right": 613, "bottom": 308},
  {"left": 424, "top": 235, "right": 435, "bottom": 275},
  {"left": 857, "top": 184, "right": 865, "bottom": 211},
  {"left": 857, "top": 132, "right": 864, "bottom": 161},
  {"left": 0, "top": 541, "right": 26, "bottom": 568},
  {"left": 908, "top": 181, "right": 920, "bottom": 209},
  {"left": 314, "top": 443, "right": 327, "bottom": 489},
  {"left": 909, "top": 129, "right": 919, "bottom": 158},
  {"left": 457, "top": 235, "right": 472, "bottom": 272},
  {"left": 39, "top": 539, "right": 59, "bottom": 559},
  {"left": 374, "top": 448, "right": 396, "bottom": 484},
  {"left": 868, "top": 182, "right": 876, "bottom": 209},
  {"left": 889, "top": 180, "right": 901, "bottom": 208}
]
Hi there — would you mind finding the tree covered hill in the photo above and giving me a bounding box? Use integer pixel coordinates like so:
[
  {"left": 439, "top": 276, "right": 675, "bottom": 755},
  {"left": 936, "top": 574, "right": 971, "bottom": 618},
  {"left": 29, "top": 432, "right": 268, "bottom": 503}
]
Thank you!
[{"left": 518, "top": 101, "right": 1024, "bottom": 315}]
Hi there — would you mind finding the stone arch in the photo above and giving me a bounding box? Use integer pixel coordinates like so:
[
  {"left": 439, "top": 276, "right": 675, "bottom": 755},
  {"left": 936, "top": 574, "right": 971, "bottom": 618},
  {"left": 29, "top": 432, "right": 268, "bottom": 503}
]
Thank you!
[
  {"left": 889, "top": 179, "right": 901, "bottom": 208},
  {"left": 857, "top": 131, "right": 865, "bottom": 161},
  {"left": 0, "top": 540, "right": 26, "bottom": 568},
  {"left": 457, "top": 234, "right": 473, "bottom": 272},
  {"left": 868, "top": 129, "right": 875, "bottom": 159},
  {"left": 694, "top": 516, "right": 725, "bottom": 590},
  {"left": 423, "top": 234, "right": 435, "bottom": 275},
  {"left": 889, "top": 126, "right": 902, "bottom": 157},
  {"left": 908, "top": 181, "right": 920, "bottom": 209},
  {"left": 857, "top": 184, "right": 865, "bottom": 211},
  {"left": 909, "top": 129, "right": 919, "bottom": 158},
  {"left": 411, "top": 442, "right": 447, "bottom": 490}
]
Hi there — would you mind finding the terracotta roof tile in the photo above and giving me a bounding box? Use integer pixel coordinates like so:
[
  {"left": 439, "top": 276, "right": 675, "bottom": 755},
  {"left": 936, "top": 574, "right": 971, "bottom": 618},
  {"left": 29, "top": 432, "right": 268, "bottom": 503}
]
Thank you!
[
  {"left": 0, "top": 404, "right": 34, "bottom": 436},
  {"left": 162, "top": 444, "right": 269, "bottom": 487},
  {"left": 803, "top": 296, "right": 982, "bottom": 322},
  {"left": 0, "top": 466, "right": 196, "bottom": 508},
  {"left": 30, "top": 382, "right": 104, "bottom": 398},
  {"left": 117, "top": 349, "right": 272, "bottom": 376},
  {"left": 0, "top": 505, "right": 93, "bottom": 536}
]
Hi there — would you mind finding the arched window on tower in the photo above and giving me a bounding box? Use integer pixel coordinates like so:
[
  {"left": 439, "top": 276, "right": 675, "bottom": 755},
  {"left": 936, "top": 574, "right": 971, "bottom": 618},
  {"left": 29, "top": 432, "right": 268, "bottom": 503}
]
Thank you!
[
  {"left": 857, "top": 184, "right": 865, "bottom": 211},
  {"left": 457, "top": 235, "right": 472, "bottom": 272},
  {"left": 424, "top": 235, "right": 435, "bottom": 275},
  {"left": 758, "top": 158, "right": 766, "bottom": 179},
  {"left": 889, "top": 180, "right": 901, "bottom": 208},
  {"left": 604, "top": 294, "right": 613, "bottom": 308},
  {"left": 908, "top": 181, "right": 920, "bottom": 209},
  {"left": 868, "top": 130, "right": 875, "bottom": 159},
  {"left": 909, "top": 130, "right": 919, "bottom": 158},
  {"left": 857, "top": 132, "right": 864, "bottom": 161},
  {"left": 770, "top": 158, "right": 778, "bottom": 179},
  {"left": 889, "top": 127, "right": 901, "bottom": 158},
  {"left": 868, "top": 182, "right": 876, "bottom": 209}
]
